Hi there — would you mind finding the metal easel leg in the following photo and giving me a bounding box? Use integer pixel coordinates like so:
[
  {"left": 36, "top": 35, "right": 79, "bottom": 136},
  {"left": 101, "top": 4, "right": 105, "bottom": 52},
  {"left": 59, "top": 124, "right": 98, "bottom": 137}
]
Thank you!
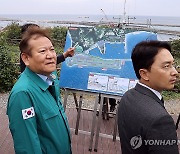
[
  {"left": 73, "top": 93, "right": 79, "bottom": 112},
  {"left": 113, "top": 100, "right": 119, "bottom": 141},
  {"left": 75, "top": 94, "right": 83, "bottom": 135},
  {"left": 94, "top": 95, "right": 104, "bottom": 152},
  {"left": 89, "top": 94, "right": 100, "bottom": 152},
  {"left": 106, "top": 97, "right": 109, "bottom": 120},
  {"left": 63, "top": 89, "right": 69, "bottom": 111}
]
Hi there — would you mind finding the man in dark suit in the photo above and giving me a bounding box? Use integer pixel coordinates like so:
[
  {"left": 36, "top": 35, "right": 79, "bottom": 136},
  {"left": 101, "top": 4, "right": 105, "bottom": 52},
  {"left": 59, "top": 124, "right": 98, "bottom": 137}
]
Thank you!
[{"left": 118, "top": 41, "right": 179, "bottom": 154}]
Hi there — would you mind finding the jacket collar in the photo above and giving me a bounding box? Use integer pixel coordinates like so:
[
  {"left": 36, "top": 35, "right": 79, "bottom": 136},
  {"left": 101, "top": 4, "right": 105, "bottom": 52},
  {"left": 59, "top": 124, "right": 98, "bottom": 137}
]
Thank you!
[
  {"left": 135, "top": 83, "right": 164, "bottom": 107},
  {"left": 138, "top": 82, "right": 162, "bottom": 100},
  {"left": 23, "top": 67, "right": 49, "bottom": 91}
]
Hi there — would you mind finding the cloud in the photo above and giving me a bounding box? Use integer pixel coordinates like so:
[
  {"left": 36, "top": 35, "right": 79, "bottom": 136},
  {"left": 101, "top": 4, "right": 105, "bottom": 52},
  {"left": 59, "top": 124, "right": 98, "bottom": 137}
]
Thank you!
[{"left": 0, "top": 0, "right": 179, "bottom": 16}]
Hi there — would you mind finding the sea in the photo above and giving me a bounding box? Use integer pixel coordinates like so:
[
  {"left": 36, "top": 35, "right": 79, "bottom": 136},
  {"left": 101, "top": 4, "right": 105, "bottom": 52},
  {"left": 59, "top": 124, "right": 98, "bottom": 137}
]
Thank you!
[{"left": 0, "top": 14, "right": 180, "bottom": 41}]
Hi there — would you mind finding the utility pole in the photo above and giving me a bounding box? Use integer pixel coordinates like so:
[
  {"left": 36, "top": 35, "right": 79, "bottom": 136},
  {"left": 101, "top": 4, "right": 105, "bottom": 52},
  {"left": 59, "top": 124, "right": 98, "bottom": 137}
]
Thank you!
[
  {"left": 100, "top": 8, "right": 114, "bottom": 26},
  {"left": 100, "top": 8, "right": 108, "bottom": 21},
  {"left": 123, "top": 0, "right": 127, "bottom": 24}
]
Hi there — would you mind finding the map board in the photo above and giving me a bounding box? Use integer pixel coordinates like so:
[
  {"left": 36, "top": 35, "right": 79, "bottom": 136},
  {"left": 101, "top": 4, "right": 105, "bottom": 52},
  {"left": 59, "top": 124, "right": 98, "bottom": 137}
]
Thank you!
[{"left": 59, "top": 27, "right": 157, "bottom": 96}]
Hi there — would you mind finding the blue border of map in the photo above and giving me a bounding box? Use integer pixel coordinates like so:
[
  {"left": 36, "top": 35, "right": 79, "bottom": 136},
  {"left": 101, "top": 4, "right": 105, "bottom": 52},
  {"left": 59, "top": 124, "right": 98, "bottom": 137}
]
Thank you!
[{"left": 59, "top": 27, "right": 157, "bottom": 96}]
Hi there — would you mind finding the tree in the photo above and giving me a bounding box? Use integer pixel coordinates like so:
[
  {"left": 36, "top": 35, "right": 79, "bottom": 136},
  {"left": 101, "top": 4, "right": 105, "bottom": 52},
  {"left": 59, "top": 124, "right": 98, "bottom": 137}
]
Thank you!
[{"left": 0, "top": 43, "right": 18, "bottom": 92}]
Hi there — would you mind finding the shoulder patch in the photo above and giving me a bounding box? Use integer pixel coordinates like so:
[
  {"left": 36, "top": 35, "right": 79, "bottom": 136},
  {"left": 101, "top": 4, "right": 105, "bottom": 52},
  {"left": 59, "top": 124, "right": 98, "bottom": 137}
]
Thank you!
[{"left": 22, "top": 107, "right": 35, "bottom": 120}]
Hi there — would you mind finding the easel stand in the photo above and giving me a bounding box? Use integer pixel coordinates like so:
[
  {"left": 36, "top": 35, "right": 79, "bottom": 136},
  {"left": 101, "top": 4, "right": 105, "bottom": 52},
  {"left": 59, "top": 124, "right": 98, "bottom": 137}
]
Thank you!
[
  {"left": 92, "top": 93, "right": 121, "bottom": 152},
  {"left": 63, "top": 88, "right": 121, "bottom": 152}
]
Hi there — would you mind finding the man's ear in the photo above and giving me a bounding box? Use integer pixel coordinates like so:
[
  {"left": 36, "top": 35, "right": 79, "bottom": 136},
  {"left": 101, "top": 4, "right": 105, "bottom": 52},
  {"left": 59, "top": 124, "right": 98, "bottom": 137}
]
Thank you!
[
  {"left": 139, "top": 69, "right": 149, "bottom": 81},
  {"left": 21, "top": 53, "right": 30, "bottom": 66}
]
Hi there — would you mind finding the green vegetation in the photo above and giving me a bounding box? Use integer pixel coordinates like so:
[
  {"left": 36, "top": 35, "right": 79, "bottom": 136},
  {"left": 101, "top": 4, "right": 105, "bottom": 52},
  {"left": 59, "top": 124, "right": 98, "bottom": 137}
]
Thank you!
[
  {"left": 0, "top": 43, "right": 19, "bottom": 92},
  {"left": 171, "top": 39, "right": 180, "bottom": 67},
  {"left": 168, "top": 39, "right": 180, "bottom": 98},
  {"left": 50, "top": 26, "right": 67, "bottom": 49},
  {"left": 162, "top": 90, "right": 180, "bottom": 100},
  {"left": 2, "top": 22, "right": 21, "bottom": 46},
  {"left": 0, "top": 23, "right": 67, "bottom": 92},
  {"left": 0, "top": 23, "right": 179, "bottom": 100}
]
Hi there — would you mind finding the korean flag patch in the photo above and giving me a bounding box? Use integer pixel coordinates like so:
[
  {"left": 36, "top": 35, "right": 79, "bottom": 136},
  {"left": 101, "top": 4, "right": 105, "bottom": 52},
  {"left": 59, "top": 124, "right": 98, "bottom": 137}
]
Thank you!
[{"left": 22, "top": 107, "right": 35, "bottom": 120}]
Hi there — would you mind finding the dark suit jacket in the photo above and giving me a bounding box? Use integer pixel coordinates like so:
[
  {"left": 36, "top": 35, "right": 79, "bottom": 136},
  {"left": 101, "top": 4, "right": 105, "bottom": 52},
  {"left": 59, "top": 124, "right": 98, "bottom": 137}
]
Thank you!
[{"left": 118, "top": 83, "right": 179, "bottom": 154}]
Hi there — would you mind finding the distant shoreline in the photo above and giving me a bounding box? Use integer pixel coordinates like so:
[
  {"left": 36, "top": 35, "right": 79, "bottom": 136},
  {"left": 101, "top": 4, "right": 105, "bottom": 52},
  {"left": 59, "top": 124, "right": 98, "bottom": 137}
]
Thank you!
[
  {"left": 0, "top": 17, "right": 180, "bottom": 27},
  {"left": 0, "top": 18, "right": 180, "bottom": 35},
  {"left": 0, "top": 17, "right": 180, "bottom": 41}
]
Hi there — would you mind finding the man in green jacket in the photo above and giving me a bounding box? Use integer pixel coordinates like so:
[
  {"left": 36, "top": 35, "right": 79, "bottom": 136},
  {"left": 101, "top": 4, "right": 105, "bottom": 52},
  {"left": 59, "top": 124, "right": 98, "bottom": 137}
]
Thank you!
[{"left": 7, "top": 27, "right": 72, "bottom": 153}]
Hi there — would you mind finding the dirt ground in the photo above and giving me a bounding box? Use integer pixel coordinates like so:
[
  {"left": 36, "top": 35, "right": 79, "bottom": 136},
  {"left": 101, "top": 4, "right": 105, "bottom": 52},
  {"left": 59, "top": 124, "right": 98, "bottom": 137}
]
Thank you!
[{"left": 1, "top": 92, "right": 179, "bottom": 116}]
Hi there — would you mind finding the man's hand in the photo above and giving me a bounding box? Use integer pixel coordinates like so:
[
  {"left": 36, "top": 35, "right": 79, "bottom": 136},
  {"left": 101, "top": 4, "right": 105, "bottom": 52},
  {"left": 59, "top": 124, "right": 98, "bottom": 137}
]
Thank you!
[{"left": 63, "top": 47, "right": 75, "bottom": 58}]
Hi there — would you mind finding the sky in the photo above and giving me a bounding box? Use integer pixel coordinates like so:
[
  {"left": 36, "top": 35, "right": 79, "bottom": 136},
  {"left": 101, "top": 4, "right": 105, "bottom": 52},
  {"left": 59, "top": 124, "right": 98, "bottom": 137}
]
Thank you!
[{"left": 0, "top": 0, "right": 180, "bottom": 17}]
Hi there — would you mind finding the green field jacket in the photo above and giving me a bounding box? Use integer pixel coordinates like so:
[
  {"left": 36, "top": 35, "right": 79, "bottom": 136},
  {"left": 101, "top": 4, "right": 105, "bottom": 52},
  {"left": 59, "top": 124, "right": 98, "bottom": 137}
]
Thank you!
[{"left": 7, "top": 67, "right": 71, "bottom": 154}]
